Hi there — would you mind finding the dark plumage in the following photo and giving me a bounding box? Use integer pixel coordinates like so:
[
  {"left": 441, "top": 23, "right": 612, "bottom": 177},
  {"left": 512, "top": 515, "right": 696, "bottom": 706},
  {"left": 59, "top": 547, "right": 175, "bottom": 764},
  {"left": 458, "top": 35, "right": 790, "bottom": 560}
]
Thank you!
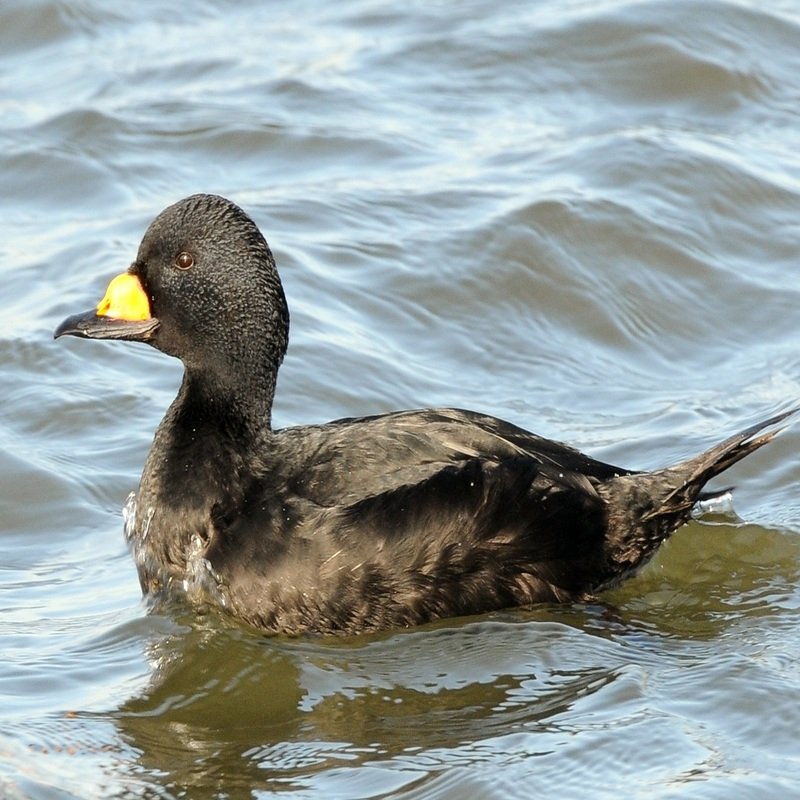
[{"left": 55, "top": 194, "right": 791, "bottom": 635}]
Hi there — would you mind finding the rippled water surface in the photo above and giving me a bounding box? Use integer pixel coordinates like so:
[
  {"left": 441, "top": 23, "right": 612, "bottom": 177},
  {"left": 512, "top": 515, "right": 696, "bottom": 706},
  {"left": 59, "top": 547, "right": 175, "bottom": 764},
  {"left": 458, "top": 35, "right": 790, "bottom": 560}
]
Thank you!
[{"left": 3, "top": 1, "right": 800, "bottom": 797}]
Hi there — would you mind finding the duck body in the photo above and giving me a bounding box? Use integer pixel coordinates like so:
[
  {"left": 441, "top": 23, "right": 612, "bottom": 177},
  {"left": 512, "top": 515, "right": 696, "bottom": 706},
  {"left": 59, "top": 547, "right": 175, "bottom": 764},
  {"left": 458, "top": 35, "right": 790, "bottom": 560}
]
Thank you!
[
  {"left": 55, "top": 194, "right": 790, "bottom": 635},
  {"left": 131, "top": 404, "right": 628, "bottom": 634}
]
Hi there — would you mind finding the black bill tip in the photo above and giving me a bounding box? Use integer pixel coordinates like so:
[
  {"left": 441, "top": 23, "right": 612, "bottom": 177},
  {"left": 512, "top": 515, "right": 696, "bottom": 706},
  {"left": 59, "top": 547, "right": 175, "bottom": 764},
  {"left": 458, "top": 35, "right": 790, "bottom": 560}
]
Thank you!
[{"left": 54, "top": 309, "right": 159, "bottom": 341}]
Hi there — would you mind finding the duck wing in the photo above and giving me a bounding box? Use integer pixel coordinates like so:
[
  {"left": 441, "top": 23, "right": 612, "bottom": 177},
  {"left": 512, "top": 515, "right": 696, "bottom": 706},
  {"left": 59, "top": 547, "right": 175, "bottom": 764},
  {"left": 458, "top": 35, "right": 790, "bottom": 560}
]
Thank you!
[{"left": 272, "top": 407, "right": 630, "bottom": 504}]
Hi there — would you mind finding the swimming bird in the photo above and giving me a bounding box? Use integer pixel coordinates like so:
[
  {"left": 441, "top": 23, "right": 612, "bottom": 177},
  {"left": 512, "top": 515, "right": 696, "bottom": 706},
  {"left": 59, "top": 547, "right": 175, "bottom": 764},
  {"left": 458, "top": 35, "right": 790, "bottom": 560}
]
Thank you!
[{"left": 54, "top": 194, "right": 791, "bottom": 635}]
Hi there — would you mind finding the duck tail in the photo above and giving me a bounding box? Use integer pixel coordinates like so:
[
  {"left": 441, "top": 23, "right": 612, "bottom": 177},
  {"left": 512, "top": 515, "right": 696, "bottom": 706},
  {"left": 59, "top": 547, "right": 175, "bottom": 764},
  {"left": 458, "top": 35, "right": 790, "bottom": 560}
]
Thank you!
[{"left": 641, "top": 407, "right": 796, "bottom": 523}]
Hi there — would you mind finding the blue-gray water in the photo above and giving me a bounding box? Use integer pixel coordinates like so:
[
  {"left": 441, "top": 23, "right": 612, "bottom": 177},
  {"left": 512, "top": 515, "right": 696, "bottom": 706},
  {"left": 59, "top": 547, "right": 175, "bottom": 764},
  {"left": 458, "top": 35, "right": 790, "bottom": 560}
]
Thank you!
[{"left": 2, "top": 1, "right": 800, "bottom": 798}]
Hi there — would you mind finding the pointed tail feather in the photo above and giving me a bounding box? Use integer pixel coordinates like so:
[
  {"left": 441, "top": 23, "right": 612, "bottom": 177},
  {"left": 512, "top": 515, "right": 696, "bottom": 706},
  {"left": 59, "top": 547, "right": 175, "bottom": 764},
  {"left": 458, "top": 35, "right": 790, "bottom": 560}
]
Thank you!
[{"left": 642, "top": 407, "right": 796, "bottom": 522}]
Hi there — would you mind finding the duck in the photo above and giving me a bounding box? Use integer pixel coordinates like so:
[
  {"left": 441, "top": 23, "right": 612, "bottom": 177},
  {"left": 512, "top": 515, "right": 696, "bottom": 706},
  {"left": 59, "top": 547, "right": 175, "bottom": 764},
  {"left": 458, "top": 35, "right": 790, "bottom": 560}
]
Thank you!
[{"left": 54, "top": 193, "right": 792, "bottom": 635}]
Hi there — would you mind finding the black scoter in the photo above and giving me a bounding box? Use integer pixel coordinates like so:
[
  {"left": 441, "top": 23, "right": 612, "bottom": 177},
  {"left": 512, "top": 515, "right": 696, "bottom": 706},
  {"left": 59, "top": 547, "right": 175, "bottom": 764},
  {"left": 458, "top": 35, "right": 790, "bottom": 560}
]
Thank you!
[{"left": 54, "top": 194, "right": 791, "bottom": 635}]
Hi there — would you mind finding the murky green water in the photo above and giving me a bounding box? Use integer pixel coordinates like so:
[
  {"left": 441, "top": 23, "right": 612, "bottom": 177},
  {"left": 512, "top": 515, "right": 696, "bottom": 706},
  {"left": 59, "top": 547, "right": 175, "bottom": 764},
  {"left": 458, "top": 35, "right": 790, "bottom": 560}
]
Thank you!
[{"left": 2, "top": 1, "right": 800, "bottom": 797}]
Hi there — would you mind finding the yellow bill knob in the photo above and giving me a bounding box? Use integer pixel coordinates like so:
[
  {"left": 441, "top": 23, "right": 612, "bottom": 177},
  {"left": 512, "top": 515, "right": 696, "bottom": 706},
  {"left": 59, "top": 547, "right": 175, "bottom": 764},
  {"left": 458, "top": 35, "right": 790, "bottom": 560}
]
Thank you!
[{"left": 96, "top": 273, "right": 151, "bottom": 321}]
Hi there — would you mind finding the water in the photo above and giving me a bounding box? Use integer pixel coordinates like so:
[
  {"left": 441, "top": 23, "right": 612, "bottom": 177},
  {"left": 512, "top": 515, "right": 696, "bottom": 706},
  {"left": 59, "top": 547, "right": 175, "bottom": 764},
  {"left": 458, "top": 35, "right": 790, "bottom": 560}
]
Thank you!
[{"left": 2, "top": 0, "right": 800, "bottom": 797}]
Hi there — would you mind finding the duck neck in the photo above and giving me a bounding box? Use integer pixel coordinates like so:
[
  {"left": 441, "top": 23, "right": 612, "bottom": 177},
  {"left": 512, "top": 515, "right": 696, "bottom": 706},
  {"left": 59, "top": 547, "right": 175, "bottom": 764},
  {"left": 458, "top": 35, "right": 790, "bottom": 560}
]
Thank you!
[
  {"left": 178, "top": 363, "right": 278, "bottom": 441},
  {"left": 142, "top": 361, "right": 279, "bottom": 524},
  {"left": 131, "top": 363, "right": 278, "bottom": 593}
]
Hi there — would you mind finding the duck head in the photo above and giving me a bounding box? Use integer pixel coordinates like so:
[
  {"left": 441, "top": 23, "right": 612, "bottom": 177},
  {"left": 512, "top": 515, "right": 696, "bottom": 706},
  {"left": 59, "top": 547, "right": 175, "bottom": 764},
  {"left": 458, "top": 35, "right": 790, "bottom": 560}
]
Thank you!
[{"left": 54, "top": 194, "right": 290, "bottom": 395}]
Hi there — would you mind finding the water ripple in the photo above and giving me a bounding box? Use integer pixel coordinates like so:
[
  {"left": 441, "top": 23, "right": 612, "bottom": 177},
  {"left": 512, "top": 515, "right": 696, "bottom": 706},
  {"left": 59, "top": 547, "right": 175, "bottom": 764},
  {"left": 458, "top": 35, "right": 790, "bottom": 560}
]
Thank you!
[{"left": 3, "top": 0, "right": 800, "bottom": 797}]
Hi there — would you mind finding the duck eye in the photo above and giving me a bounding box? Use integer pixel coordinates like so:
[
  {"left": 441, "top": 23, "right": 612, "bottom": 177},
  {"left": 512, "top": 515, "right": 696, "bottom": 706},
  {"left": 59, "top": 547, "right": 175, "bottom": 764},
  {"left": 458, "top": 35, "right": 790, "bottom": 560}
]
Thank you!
[{"left": 175, "top": 252, "right": 194, "bottom": 270}]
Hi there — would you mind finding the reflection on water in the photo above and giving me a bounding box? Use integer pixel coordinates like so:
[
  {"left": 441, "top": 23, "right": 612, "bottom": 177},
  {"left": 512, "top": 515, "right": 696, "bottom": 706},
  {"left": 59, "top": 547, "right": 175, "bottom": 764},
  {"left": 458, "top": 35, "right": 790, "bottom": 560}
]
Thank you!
[
  {"left": 107, "top": 613, "right": 670, "bottom": 796},
  {"left": 3, "top": 0, "right": 800, "bottom": 797}
]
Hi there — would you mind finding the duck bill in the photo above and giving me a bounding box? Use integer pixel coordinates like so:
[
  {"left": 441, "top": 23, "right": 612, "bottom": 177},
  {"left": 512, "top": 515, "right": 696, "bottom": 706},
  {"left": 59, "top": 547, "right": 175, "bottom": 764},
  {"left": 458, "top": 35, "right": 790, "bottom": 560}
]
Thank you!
[
  {"left": 54, "top": 272, "right": 160, "bottom": 341},
  {"left": 54, "top": 310, "right": 159, "bottom": 340}
]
